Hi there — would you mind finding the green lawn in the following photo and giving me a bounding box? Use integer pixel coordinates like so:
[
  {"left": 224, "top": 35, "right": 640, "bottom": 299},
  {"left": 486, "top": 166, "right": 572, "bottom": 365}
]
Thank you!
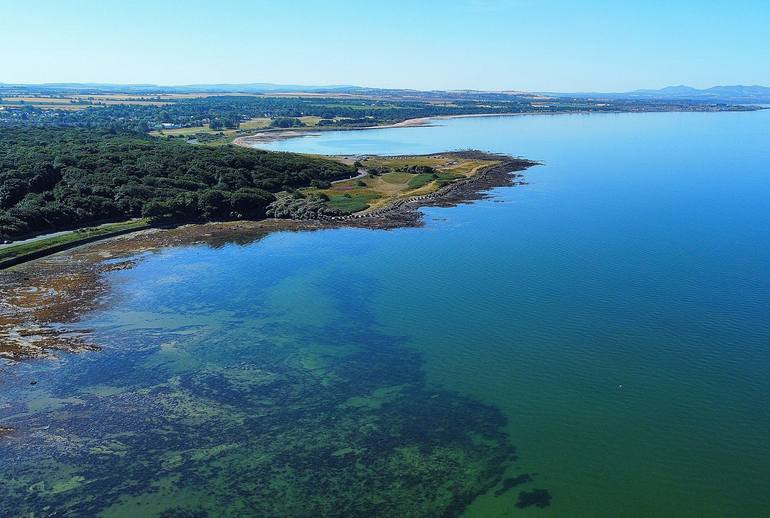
[
  {"left": 327, "top": 192, "right": 381, "bottom": 213},
  {"left": 436, "top": 170, "right": 465, "bottom": 181},
  {"left": 407, "top": 173, "right": 437, "bottom": 189},
  {"left": 381, "top": 172, "right": 414, "bottom": 184}
]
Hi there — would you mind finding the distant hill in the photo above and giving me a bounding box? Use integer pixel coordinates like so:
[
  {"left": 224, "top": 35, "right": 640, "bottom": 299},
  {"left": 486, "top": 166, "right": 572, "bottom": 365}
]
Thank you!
[
  {"left": 552, "top": 85, "right": 770, "bottom": 103},
  {"left": 0, "top": 82, "right": 359, "bottom": 94},
  {"left": 3, "top": 82, "right": 769, "bottom": 103},
  {"left": 174, "top": 83, "right": 359, "bottom": 93},
  {"left": 629, "top": 85, "right": 770, "bottom": 102}
]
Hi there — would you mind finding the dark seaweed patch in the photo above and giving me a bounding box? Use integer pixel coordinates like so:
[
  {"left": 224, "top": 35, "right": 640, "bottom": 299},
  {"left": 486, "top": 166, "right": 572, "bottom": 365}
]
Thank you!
[
  {"left": 160, "top": 507, "right": 209, "bottom": 518},
  {"left": 495, "top": 473, "right": 533, "bottom": 497},
  {"left": 516, "top": 488, "right": 552, "bottom": 509}
]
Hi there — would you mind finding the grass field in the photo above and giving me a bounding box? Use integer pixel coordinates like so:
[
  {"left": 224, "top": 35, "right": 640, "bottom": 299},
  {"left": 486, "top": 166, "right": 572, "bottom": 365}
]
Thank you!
[
  {"left": 3, "top": 97, "right": 73, "bottom": 104},
  {"left": 241, "top": 118, "right": 273, "bottom": 130},
  {"left": 0, "top": 94, "right": 177, "bottom": 109},
  {"left": 149, "top": 117, "right": 272, "bottom": 139},
  {"left": 9, "top": 104, "right": 94, "bottom": 111},
  {"left": 380, "top": 172, "right": 414, "bottom": 184},
  {"left": 407, "top": 173, "right": 436, "bottom": 189},
  {"left": 302, "top": 154, "right": 499, "bottom": 214},
  {"left": 82, "top": 93, "right": 261, "bottom": 100},
  {"left": 326, "top": 192, "right": 382, "bottom": 212},
  {"left": 0, "top": 97, "right": 94, "bottom": 110}
]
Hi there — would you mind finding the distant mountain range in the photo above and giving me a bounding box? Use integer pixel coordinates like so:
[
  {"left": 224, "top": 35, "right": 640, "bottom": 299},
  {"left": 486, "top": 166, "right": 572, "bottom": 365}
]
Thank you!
[
  {"left": 0, "top": 82, "right": 358, "bottom": 94},
  {"left": 2, "top": 82, "right": 769, "bottom": 103},
  {"left": 553, "top": 85, "right": 770, "bottom": 103}
]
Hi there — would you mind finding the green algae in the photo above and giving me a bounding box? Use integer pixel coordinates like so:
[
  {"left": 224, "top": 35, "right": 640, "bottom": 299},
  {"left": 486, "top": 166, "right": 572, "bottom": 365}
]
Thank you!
[
  {"left": 2, "top": 357, "right": 526, "bottom": 515},
  {"left": 0, "top": 241, "right": 549, "bottom": 516}
]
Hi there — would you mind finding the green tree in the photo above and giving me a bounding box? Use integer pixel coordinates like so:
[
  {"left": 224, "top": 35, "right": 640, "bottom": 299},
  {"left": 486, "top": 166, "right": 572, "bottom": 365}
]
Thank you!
[
  {"left": 230, "top": 188, "right": 275, "bottom": 219},
  {"left": 198, "top": 189, "right": 231, "bottom": 220}
]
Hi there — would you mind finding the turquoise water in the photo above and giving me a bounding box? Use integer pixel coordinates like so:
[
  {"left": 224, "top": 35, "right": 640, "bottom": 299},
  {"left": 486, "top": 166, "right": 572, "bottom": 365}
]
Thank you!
[{"left": 2, "top": 112, "right": 770, "bottom": 516}]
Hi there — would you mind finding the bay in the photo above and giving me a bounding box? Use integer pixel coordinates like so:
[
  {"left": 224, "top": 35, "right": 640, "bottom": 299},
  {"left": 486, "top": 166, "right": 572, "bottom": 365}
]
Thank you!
[{"left": 2, "top": 111, "right": 769, "bottom": 516}]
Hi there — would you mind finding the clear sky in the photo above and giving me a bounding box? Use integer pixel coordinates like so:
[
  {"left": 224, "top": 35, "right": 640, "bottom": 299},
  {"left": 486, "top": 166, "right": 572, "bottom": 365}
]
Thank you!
[{"left": 2, "top": 0, "right": 768, "bottom": 92}]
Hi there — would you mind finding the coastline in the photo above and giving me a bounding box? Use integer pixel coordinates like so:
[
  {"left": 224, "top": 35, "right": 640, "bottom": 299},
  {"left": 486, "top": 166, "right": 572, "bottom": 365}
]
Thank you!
[
  {"left": 0, "top": 154, "right": 536, "bottom": 363},
  {"left": 232, "top": 112, "right": 580, "bottom": 148},
  {"left": 234, "top": 106, "right": 765, "bottom": 149},
  {"left": 232, "top": 116, "right": 435, "bottom": 147},
  {"left": 233, "top": 114, "right": 550, "bottom": 148}
]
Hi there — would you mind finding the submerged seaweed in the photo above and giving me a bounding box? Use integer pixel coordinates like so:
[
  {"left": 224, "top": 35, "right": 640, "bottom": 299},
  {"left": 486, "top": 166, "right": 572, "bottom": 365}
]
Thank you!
[
  {"left": 0, "top": 248, "right": 549, "bottom": 516},
  {"left": 516, "top": 488, "right": 552, "bottom": 509},
  {"left": 495, "top": 474, "right": 534, "bottom": 497}
]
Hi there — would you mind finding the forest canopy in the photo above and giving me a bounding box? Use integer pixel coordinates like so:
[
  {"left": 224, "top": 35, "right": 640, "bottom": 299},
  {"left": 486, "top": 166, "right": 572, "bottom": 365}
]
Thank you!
[{"left": 0, "top": 127, "right": 354, "bottom": 239}]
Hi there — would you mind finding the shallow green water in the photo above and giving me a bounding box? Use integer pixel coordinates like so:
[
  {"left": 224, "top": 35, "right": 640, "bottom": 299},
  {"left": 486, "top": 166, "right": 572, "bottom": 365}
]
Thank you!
[{"left": 2, "top": 112, "right": 770, "bottom": 516}]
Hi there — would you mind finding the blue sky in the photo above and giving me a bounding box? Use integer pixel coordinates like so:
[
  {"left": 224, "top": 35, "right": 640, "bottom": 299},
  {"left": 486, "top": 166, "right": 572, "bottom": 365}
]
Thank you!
[{"left": 3, "top": 0, "right": 769, "bottom": 91}]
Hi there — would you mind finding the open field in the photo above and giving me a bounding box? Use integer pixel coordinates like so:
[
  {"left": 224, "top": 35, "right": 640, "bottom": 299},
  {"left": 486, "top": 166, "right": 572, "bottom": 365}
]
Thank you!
[
  {"left": 0, "top": 95, "right": 175, "bottom": 109},
  {"left": 4, "top": 97, "right": 74, "bottom": 104},
  {"left": 1, "top": 104, "right": 94, "bottom": 111},
  {"left": 0, "top": 92, "right": 264, "bottom": 110},
  {"left": 149, "top": 118, "right": 272, "bottom": 138},
  {"left": 82, "top": 93, "right": 261, "bottom": 100},
  {"left": 0, "top": 97, "right": 96, "bottom": 110},
  {"left": 150, "top": 116, "right": 335, "bottom": 141},
  {"left": 304, "top": 154, "right": 501, "bottom": 214}
]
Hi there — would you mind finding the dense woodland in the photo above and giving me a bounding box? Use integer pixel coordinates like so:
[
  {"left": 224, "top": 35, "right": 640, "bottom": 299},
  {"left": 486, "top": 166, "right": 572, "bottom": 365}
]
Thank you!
[{"left": 0, "top": 128, "right": 354, "bottom": 239}]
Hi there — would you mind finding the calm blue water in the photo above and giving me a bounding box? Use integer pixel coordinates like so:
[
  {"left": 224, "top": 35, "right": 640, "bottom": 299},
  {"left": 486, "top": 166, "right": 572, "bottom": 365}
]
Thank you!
[
  {"left": 263, "top": 111, "right": 770, "bottom": 515},
  {"left": 2, "top": 111, "right": 769, "bottom": 516}
]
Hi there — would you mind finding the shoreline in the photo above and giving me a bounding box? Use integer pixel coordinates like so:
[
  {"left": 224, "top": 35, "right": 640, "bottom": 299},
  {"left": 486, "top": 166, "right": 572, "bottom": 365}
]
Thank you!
[
  {"left": 232, "top": 113, "right": 570, "bottom": 148},
  {"left": 233, "top": 114, "right": 546, "bottom": 148},
  {"left": 0, "top": 154, "right": 536, "bottom": 363},
  {"left": 234, "top": 106, "right": 765, "bottom": 148},
  {"left": 232, "top": 116, "right": 435, "bottom": 146}
]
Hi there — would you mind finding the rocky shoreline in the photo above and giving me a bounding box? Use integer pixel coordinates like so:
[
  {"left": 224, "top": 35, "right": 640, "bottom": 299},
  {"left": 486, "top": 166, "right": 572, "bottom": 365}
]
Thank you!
[
  {"left": 336, "top": 152, "right": 533, "bottom": 222},
  {"left": 0, "top": 154, "right": 536, "bottom": 363}
]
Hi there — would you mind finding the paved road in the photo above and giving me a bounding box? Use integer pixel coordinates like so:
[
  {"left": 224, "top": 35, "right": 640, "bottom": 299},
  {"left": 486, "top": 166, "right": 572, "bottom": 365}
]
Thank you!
[{"left": 331, "top": 168, "right": 368, "bottom": 185}]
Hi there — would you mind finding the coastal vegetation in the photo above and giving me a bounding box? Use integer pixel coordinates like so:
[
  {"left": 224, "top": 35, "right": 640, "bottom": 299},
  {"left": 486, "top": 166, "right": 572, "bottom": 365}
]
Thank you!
[
  {"left": 0, "top": 127, "right": 354, "bottom": 240},
  {"left": 301, "top": 154, "right": 502, "bottom": 214}
]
